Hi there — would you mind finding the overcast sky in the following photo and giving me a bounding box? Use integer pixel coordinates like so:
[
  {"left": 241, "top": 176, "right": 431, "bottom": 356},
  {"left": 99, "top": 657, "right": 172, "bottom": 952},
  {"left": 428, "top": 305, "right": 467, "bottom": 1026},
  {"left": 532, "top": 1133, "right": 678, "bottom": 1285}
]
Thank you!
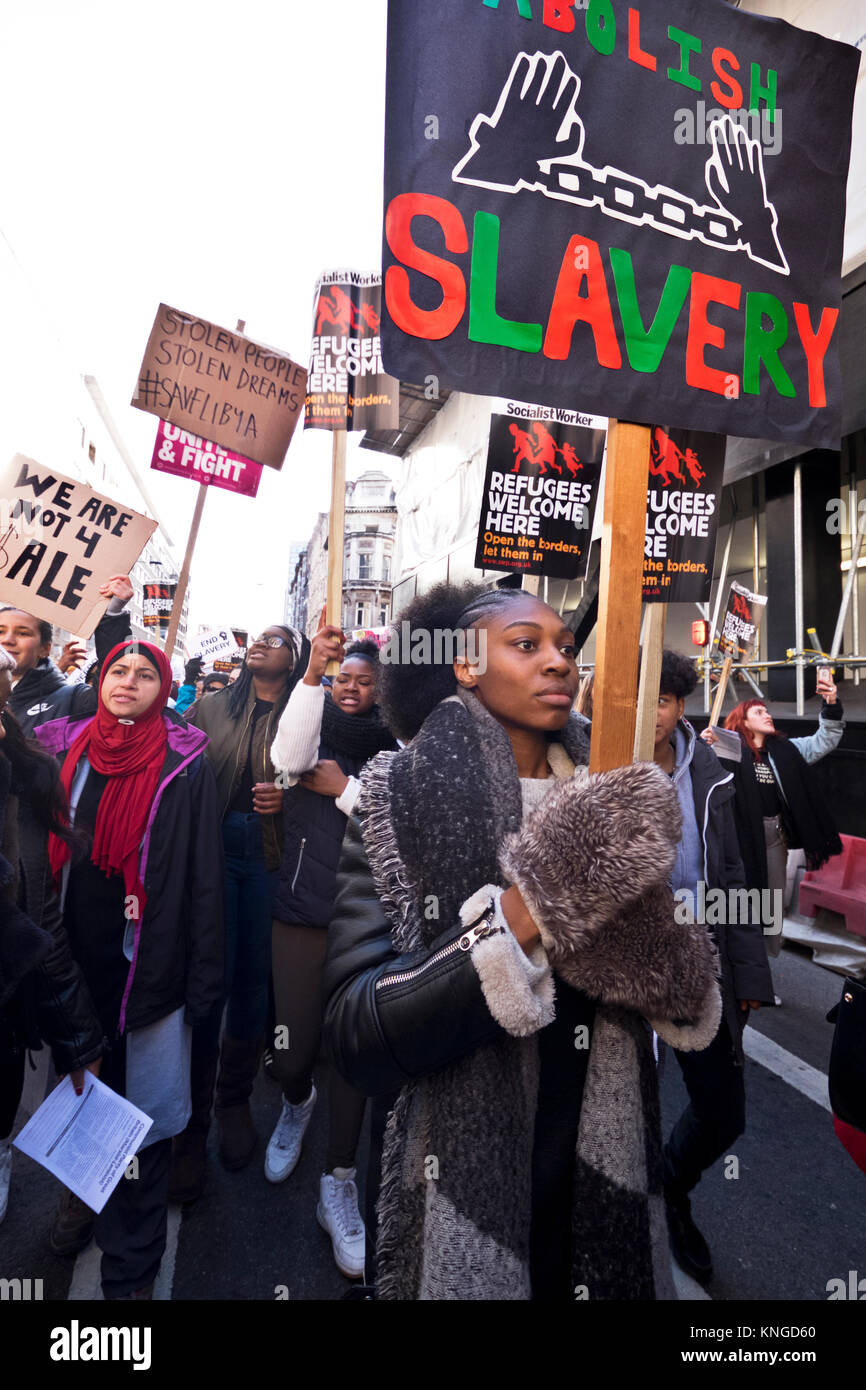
[{"left": 0, "top": 0, "right": 392, "bottom": 638}]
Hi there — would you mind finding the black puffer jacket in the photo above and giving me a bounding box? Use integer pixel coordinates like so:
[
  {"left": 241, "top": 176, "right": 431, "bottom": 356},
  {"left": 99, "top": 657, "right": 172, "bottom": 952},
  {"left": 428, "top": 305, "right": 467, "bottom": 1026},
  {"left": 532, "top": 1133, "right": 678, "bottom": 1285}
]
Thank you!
[
  {"left": 0, "top": 764, "right": 103, "bottom": 1074},
  {"left": 681, "top": 723, "right": 774, "bottom": 1059},
  {"left": 273, "top": 739, "right": 369, "bottom": 928},
  {"left": 9, "top": 610, "right": 131, "bottom": 738},
  {"left": 36, "top": 708, "right": 224, "bottom": 1034}
]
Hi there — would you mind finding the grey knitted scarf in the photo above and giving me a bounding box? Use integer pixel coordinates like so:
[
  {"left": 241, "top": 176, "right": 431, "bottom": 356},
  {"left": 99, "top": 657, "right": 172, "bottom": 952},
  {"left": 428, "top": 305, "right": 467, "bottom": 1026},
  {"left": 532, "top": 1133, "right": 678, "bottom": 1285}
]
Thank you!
[{"left": 359, "top": 689, "right": 675, "bottom": 1301}]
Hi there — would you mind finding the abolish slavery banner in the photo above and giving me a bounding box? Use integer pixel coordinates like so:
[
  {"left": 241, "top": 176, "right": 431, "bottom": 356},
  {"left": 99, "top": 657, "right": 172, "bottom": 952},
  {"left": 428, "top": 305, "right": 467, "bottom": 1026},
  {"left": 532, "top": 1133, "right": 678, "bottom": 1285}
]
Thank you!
[
  {"left": 305, "top": 272, "right": 399, "bottom": 431},
  {"left": 642, "top": 426, "right": 725, "bottom": 602},
  {"left": 150, "top": 421, "right": 263, "bottom": 498},
  {"left": 142, "top": 582, "right": 177, "bottom": 637},
  {"left": 717, "top": 580, "right": 767, "bottom": 661},
  {"left": 132, "top": 306, "right": 306, "bottom": 470},
  {"left": 475, "top": 403, "right": 605, "bottom": 578},
  {"left": 0, "top": 455, "right": 157, "bottom": 638},
  {"left": 381, "top": 1, "right": 859, "bottom": 448}
]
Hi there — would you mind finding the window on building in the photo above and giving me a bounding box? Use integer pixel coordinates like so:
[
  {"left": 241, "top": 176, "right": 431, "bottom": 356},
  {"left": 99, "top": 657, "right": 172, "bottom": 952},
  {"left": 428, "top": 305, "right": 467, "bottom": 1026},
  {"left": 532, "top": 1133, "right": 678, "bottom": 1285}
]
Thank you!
[
  {"left": 358, "top": 553, "right": 372, "bottom": 580},
  {"left": 356, "top": 604, "right": 366, "bottom": 626},
  {"left": 382, "top": 556, "right": 391, "bottom": 581},
  {"left": 379, "top": 608, "right": 388, "bottom": 626}
]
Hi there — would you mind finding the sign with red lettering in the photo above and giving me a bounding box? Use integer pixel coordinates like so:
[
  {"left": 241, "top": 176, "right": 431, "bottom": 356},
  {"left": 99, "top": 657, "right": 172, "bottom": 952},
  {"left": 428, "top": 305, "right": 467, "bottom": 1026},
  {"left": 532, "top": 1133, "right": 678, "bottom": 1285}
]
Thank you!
[
  {"left": 381, "top": 1, "right": 859, "bottom": 447},
  {"left": 305, "top": 272, "right": 399, "bottom": 431},
  {"left": 142, "top": 582, "right": 177, "bottom": 638},
  {"left": 717, "top": 580, "right": 767, "bottom": 660},
  {"left": 149, "top": 421, "right": 263, "bottom": 497},
  {"left": 0, "top": 454, "right": 157, "bottom": 638},
  {"left": 643, "top": 426, "right": 725, "bottom": 602},
  {"left": 132, "top": 305, "right": 306, "bottom": 470},
  {"left": 475, "top": 402, "right": 605, "bottom": 577}
]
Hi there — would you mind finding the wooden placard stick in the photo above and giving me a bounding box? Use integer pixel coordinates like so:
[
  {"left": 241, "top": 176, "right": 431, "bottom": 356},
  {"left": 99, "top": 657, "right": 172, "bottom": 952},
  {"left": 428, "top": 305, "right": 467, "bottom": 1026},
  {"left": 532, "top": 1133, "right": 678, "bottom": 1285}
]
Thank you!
[
  {"left": 163, "top": 481, "right": 207, "bottom": 660},
  {"left": 589, "top": 420, "right": 652, "bottom": 773},
  {"left": 633, "top": 602, "right": 667, "bottom": 761},
  {"left": 326, "top": 429, "right": 347, "bottom": 676},
  {"left": 709, "top": 655, "right": 733, "bottom": 727},
  {"left": 163, "top": 318, "right": 248, "bottom": 662}
]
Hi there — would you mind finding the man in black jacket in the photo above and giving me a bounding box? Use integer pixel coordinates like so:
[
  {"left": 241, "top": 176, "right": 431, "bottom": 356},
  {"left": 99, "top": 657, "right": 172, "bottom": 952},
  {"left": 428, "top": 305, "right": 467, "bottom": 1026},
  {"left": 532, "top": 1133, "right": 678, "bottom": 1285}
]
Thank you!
[
  {"left": 652, "top": 650, "right": 774, "bottom": 1286},
  {"left": 2, "top": 574, "right": 133, "bottom": 738}
]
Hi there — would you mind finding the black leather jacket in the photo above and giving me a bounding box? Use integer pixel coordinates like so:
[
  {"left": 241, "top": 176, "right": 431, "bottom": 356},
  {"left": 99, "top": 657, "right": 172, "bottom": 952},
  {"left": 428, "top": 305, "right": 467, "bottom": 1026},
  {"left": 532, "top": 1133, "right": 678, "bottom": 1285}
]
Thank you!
[
  {"left": 3, "top": 796, "right": 104, "bottom": 1074},
  {"left": 323, "top": 814, "right": 509, "bottom": 1097}
]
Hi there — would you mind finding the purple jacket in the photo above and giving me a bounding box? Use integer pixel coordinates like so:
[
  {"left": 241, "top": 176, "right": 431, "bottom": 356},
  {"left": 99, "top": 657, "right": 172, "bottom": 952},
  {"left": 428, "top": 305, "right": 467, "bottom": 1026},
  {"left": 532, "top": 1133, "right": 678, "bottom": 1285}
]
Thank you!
[{"left": 35, "top": 709, "right": 224, "bottom": 1034}]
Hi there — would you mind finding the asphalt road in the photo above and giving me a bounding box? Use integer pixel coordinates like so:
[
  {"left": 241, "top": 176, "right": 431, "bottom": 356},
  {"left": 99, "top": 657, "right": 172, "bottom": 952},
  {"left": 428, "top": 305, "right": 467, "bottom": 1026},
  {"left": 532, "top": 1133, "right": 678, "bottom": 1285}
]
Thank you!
[{"left": 2, "top": 938, "right": 863, "bottom": 1303}]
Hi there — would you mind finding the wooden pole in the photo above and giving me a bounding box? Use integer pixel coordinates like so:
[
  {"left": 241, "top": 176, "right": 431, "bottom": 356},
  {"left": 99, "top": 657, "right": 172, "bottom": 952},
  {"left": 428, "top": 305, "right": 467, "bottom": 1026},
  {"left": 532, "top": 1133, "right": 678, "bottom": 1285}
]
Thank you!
[
  {"left": 589, "top": 419, "right": 652, "bottom": 773},
  {"left": 163, "top": 482, "right": 207, "bottom": 660},
  {"left": 709, "top": 654, "right": 733, "bottom": 726},
  {"left": 633, "top": 602, "right": 667, "bottom": 761},
  {"left": 162, "top": 318, "right": 246, "bottom": 664},
  {"left": 326, "top": 430, "right": 347, "bottom": 675}
]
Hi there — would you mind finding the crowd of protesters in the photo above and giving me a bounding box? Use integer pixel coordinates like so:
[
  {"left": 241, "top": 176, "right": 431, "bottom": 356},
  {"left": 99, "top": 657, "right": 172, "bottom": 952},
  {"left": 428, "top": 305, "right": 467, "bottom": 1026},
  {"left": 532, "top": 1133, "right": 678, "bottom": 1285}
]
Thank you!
[{"left": 0, "top": 571, "right": 855, "bottom": 1300}]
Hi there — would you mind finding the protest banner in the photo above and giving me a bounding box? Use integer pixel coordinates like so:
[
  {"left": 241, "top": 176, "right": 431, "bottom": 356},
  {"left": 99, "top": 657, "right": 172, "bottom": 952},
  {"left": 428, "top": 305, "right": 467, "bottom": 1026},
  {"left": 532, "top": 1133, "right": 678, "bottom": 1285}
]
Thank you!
[
  {"left": 142, "top": 582, "right": 177, "bottom": 639},
  {"left": 711, "top": 580, "right": 768, "bottom": 723},
  {"left": 132, "top": 305, "right": 306, "bottom": 470},
  {"left": 150, "top": 421, "right": 263, "bottom": 498},
  {"left": 475, "top": 403, "right": 605, "bottom": 578},
  {"left": 0, "top": 454, "right": 157, "bottom": 639},
  {"left": 305, "top": 272, "right": 399, "bottom": 431},
  {"left": 188, "top": 628, "right": 237, "bottom": 664},
  {"left": 381, "top": 2, "right": 858, "bottom": 448},
  {"left": 643, "top": 427, "right": 725, "bottom": 602},
  {"left": 381, "top": 3, "right": 857, "bottom": 772}
]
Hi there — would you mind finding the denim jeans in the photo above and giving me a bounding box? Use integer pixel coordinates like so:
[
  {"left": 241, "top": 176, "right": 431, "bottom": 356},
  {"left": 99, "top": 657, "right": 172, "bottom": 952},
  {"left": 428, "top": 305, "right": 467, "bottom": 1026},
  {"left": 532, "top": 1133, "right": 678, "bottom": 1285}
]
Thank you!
[{"left": 218, "top": 812, "right": 278, "bottom": 1041}]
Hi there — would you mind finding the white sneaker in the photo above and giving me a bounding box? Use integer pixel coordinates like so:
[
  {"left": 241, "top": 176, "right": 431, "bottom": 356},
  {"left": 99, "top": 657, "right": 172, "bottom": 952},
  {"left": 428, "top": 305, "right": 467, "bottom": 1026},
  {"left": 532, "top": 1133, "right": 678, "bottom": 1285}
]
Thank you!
[
  {"left": 0, "top": 1141, "right": 11, "bottom": 1224},
  {"left": 263, "top": 1085, "right": 317, "bottom": 1184},
  {"left": 317, "top": 1167, "right": 366, "bottom": 1279}
]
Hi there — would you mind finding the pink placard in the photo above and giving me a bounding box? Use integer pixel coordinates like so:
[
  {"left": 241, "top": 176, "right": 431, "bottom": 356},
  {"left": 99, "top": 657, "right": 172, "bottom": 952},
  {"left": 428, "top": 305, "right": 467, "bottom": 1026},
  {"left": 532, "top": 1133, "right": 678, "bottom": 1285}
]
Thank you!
[{"left": 150, "top": 421, "right": 263, "bottom": 497}]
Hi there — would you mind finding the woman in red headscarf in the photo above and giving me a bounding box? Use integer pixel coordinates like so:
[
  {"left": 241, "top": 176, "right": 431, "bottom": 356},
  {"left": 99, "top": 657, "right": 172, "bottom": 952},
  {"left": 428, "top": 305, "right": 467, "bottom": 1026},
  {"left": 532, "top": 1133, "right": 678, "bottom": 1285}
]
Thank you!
[{"left": 35, "top": 639, "right": 224, "bottom": 1301}]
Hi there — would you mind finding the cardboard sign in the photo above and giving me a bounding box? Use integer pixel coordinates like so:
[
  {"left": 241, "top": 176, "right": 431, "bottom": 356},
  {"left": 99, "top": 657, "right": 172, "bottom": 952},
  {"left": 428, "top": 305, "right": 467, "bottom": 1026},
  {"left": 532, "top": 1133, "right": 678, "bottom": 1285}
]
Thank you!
[
  {"left": 188, "top": 628, "right": 236, "bottom": 663},
  {"left": 142, "top": 582, "right": 176, "bottom": 636},
  {"left": 0, "top": 455, "right": 157, "bottom": 639},
  {"left": 132, "top": 306, "right": 306, "bottom": 470},
  {"left": 643, "top": 427, "right": 725, "bottom": 602},
  {"left": 305, "top": 272, "right": 399, "bottom": 432},
  {"left": 150, "top": 421, "right": 263, "bottom": 497},
  {"left": 381, "top": 2, "right": 859, "bottom": 448},
  {"left": 717, "top": 581, "right": 767, "bottom": 661},
  {"left": 475, "top": 403, "right": 604, "bottom": 578}
]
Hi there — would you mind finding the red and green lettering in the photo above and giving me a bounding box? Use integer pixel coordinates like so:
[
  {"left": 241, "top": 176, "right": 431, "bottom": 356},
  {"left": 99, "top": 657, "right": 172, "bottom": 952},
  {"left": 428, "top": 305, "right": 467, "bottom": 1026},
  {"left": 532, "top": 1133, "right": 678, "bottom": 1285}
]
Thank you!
[
  {"left": 686, "top": 272, "right": 742, "bottom": 395},
  {"left": 544, "top": 235, "right": 622, "bottom": 368},
  {"left": 710, "top": 48, "right": 742, "bottom": 109},
  {"left": 384, "top": 194, "right": 468, "bottom": 340},
  {"left": 792, "top": 303, "right": 839, "bottom": 409},
  {"left": 667, "top": 26, "right": 701, "bottom": 92},
  {"left": 469, "top": 212, "right": 543, "bottom": 352},
  {"left": 743, "top": 293, "right": 795, "bottom": 398},
  {"left": 609, "top": 249, "right": 690, "bottom": 372}
]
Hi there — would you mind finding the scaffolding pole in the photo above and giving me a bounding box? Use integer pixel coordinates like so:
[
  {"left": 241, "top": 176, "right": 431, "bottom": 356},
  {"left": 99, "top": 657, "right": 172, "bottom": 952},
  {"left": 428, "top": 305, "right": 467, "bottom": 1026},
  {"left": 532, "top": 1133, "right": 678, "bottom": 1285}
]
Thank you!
[{"left": 793, "top": 461, "right": 805, "bottom": 716}]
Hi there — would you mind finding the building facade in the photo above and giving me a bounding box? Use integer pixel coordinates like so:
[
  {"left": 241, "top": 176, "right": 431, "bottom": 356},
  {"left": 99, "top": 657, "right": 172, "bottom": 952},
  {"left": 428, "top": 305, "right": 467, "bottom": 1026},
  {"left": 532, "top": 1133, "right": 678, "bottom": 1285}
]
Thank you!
[{"left": 285, "top": 471, "right": 396, "bottom": 639}]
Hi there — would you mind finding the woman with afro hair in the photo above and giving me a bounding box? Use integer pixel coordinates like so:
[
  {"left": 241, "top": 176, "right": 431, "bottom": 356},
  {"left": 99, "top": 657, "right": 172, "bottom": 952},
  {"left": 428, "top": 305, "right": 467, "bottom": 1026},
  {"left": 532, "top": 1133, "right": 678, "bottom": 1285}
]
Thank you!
[{"left": 321, "top": 581, "right": 722, "bottom": 1300}]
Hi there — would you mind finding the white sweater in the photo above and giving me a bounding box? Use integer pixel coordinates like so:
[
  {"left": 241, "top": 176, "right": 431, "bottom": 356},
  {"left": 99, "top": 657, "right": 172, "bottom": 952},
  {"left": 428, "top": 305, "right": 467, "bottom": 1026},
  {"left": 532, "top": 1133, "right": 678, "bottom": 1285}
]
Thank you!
[{"left": 270, "top": 680, "right": 361, "bottom": 816}]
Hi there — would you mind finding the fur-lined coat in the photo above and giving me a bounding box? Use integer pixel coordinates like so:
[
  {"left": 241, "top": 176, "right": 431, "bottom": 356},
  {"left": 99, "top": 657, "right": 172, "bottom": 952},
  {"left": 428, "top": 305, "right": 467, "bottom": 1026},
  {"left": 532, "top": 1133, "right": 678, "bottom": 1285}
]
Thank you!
[{"left": 323, "top": 690, "right": 721, "bottom": 1300}]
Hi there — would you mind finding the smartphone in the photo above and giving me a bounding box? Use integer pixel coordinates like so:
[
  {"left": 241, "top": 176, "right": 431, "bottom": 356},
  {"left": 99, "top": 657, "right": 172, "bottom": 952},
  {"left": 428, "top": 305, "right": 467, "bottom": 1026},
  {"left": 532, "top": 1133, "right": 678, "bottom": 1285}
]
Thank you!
[{"left": 817, "top": 665, "right": 832, "bottom": 684}]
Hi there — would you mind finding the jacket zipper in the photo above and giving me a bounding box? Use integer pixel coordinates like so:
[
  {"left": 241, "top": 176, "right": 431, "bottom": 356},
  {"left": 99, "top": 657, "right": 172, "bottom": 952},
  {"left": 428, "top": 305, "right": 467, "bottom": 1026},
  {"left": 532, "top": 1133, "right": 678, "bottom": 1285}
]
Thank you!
[
  {"left": 290, "top": 837, "right": 306, "bottom": 894},
  {"left": 375, "top": 919, "right": 501, "bottom": 991},
  {"left": 223, "top": 702, "right": 255, "bottom": 820}
]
